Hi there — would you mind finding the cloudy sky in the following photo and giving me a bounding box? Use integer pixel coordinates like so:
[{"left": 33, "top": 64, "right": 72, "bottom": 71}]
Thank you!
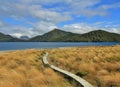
[{"left": 0, "top": 0, "right": 120, "bottom": 38}]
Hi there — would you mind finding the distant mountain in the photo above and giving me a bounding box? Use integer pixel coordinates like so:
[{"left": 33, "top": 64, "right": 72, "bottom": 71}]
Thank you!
[
  {"left": 20, "top": 36, "right": 29, "bottom": 40},
  {"left": 81, "top": 30, "right": 120, "bottom": 42},
  {"left": 0, "top": 29, "right": 120, "bottom": 42},
  {"left": 0, "top": 32, "right": 23, "bottom": 42},
  {"left": 29, "top": 29, "right": 120, "bottom": 42},
  {"left": 29, "top": 29, "right": 79, "bottom": 41}
]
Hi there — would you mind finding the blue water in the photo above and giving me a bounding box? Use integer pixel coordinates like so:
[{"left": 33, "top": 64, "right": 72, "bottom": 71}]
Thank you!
[{"left": 0, "top": 42, "right": 120, "bottom": 51}]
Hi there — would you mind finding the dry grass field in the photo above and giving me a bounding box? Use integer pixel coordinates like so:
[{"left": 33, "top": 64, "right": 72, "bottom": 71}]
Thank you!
[
  {"left": 47, "top": 45, "right": 120, "bottom": 87},
  {"left": 0, "top": 45, "right": 120, "bottom": 87},
  {"left": 0, "top": 49, "right": 72, "bottom": 87}
]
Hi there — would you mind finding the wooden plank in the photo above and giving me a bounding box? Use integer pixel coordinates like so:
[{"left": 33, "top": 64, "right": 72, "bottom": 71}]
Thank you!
[{"left": 42, "top": 52, "right": 94, "bottom": 87}]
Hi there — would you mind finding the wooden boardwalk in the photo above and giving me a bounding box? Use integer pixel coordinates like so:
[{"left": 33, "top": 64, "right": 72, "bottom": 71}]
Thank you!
[{"left": 42, "top": 52, "right": 93, "bottom": 87}]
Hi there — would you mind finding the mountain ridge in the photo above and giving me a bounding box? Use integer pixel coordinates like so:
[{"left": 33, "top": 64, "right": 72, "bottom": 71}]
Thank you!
[
  {"left": 0, "top": 32, "right": 23, "bottom": 42},
  {"left": 29, "top": 29, "right": 120, "bottom": 42},
  {"left": 0, "top": 29, "right": 120, "bottom": 42}
]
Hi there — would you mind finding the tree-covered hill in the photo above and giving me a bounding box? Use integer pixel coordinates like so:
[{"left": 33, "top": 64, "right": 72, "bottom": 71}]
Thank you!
[
  {"left": 0, "top": 32, "right": 23, "bottom": 42},
  {"left": 29, "top": 29, "right": 120, "bottom": 42},
  {"left": 0, "top": 29, "right": 120, "bottom": 42}
]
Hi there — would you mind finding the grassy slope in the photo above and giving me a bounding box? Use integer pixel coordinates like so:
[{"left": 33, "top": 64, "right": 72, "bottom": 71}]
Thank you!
[
  {"left": 0, "top": 49, "right": 72, "bottom": 87},
  {"left": 47, "top": 45, "right": 120, "bottom": 87}
]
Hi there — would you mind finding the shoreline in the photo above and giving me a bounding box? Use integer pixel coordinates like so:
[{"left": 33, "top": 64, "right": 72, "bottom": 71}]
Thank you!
[
  {"left": 0, "top": 50, "right": 17, "bottom": 53},
  {"left": 0, "top": 45, "right": 119, "bottom": 53},
  {"left": 0, "top": 45, "right": 120, "bottom": 87}
]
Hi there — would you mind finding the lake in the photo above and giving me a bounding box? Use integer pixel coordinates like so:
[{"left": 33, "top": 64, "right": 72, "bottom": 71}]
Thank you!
[{"left": 0, "top": 42, "right": 120, "bottom": 51}]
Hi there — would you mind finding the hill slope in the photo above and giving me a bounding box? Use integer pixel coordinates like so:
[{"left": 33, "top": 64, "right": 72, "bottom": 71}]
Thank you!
[
  {"left": 0, "top": 32, "right": 22, "bottom": 42},
  {"left": 82, "top": 30, "right": 120, "bottom": 42},
  {"left": 30, "top": 29, "right": 120, "bottom": 42},
  {"left": 30, "top": 29, "right": 81, "bottom": 42}
]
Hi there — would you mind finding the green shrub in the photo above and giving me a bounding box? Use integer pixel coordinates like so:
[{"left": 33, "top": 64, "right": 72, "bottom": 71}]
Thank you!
[{"left": 75, "top": 71, "right": 88, "bottom": 77}]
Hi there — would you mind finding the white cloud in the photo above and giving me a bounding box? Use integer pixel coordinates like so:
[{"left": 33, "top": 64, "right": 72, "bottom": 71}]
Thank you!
[
  {"left": 62, "top": 23, "right": 97, "bottom": 34},
  {"left": 0, "top": 0, "right": 113, "bottom": 21},
  {"left": 32, "top": 21, "right": 57, "bottom": 35},
  {"left": 103, "top": 27, "right": 120, "bottom": 34},
  {"left": 61, "top": 23, "right": 120, "bottom": 34},
  {"left": 0, "top": 21, "right": 57, "bottom": 38},
  {"left": 29, "top": 6, "right": 71, "bottom": 23},
  {"left": 0, "top": 21, "right": 5, "bottom": 27},
  {"left": 0, "top": 0, "right": 120, "bottom": 37},
  {"left": 12, "top": 33, "right": 23, "bottom": 38},
  {"left": 99, "top": 2, "right": 120, "bottom": 10}
]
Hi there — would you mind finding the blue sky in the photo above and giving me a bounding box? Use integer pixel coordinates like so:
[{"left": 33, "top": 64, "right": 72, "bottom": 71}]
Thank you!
[{"left": 0, "top": 0, "right": 120, "bottom": 37}]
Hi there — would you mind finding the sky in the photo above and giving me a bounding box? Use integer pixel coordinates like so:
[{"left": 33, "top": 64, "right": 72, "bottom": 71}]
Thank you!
[{"left": 0, "top": 0, "right": 120, "bottom": 38}]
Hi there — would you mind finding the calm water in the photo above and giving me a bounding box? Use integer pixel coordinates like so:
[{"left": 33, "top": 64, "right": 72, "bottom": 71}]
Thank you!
[{"left": 0, "top": 42, "right": 120, "bottom": 51}]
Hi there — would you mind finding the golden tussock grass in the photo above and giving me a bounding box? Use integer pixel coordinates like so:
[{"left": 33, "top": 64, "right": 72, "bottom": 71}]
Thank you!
[
  {"left": 47, "top": 45, "right": 120, "bottom": 87},
  {"left": 0, "top": 45, "right": 120, "bottom": 87},
  {"left": 0, "top": 49, "right": 72, "bottom": 87}
]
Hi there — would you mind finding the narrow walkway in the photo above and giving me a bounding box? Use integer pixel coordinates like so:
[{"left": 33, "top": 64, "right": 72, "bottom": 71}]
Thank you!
[{"left": 42, "top": 52, "right": 93, "bottom": 87}]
